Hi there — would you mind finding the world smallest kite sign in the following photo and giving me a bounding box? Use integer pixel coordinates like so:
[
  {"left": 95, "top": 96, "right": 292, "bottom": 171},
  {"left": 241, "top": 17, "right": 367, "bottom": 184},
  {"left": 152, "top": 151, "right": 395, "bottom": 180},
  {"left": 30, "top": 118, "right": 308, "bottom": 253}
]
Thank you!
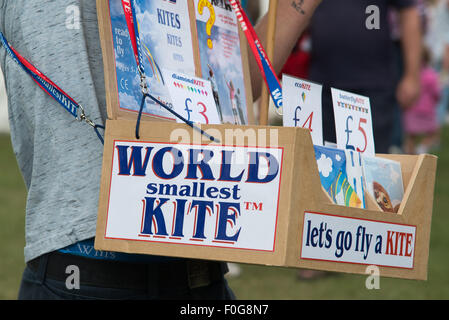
[{"left": 102, "top": 140, "right": 284, "bottom": 252}]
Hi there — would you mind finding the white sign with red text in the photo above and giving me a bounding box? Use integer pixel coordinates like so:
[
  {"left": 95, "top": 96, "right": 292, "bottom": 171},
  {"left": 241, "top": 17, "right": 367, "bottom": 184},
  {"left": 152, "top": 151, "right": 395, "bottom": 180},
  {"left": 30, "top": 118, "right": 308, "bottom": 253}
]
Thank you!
[
  {"left": 163, "top": 69, "right": 221, "bottom": 124},
  {"left": 104, "top": 140, "right": 284, "bottom": 252},
  {"left": 331, "top": 88, "right": 375, "bottom": 157},
  {"left": 300, "top": 212, "right": 416, "bottom": 269},
  {"left": 282, "top": 75, "right": 323, "bottom": 146}
]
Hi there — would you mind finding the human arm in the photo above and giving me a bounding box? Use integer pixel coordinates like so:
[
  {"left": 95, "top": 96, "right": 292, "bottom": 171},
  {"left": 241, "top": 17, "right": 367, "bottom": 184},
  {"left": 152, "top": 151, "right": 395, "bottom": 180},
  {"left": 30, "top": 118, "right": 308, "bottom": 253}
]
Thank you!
[
  {"left": 249, "top": 0, "right": 322, "bottom": 100},
  {"left": 396, "top": 6, "right": 422, "bottom": 109}
]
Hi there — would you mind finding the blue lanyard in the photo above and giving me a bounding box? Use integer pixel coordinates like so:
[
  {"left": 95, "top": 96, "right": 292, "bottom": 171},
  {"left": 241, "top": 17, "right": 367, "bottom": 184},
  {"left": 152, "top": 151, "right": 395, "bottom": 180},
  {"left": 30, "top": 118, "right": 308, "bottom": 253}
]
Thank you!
[{"left": 0, "top": 31, "right": 105, "bottom": 144}]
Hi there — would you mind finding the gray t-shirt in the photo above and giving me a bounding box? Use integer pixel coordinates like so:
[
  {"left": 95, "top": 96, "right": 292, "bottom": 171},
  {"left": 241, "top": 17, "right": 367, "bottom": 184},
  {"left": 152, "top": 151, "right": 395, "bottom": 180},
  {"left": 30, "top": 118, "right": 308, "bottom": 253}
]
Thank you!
[{"left": 0, "top": 0, "right": 107, "bottom": 262}]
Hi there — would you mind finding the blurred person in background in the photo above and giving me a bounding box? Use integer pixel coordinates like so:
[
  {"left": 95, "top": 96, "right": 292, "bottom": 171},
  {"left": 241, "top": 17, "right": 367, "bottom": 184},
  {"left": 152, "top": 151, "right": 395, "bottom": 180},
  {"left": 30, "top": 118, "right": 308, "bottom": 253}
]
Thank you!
[
  {"left": 308, "top": 0, "right": 422, "bottom": 154},
  {"left": 425, "top": 0, "right": 449, "bottom": 147},
  {"left": 402, "top": 47, "right": 441, "bottom": 154},
  {"left": 388, "top": 0, "right": 429, "bottom": 153},
  {"left": 281, "top": 0, "right": 422, "bottom": 281}
]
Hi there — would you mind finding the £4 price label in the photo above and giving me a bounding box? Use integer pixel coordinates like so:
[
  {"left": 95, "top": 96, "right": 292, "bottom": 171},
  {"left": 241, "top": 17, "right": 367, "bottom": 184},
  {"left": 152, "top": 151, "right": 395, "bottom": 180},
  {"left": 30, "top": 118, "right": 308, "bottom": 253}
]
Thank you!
[
  {"left": 282, "top": 75, "right": 323, "bottom": 146},
  {"left": 293, "top": 106, "right": 315, "bottom": 132}
]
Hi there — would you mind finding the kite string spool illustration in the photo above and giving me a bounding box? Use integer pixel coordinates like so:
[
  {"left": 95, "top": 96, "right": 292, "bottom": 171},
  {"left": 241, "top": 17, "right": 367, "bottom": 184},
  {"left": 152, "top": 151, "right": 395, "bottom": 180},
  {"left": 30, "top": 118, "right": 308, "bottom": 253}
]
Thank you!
[{"left": 198, "top": 0, "right": 215, "bottom": 49}]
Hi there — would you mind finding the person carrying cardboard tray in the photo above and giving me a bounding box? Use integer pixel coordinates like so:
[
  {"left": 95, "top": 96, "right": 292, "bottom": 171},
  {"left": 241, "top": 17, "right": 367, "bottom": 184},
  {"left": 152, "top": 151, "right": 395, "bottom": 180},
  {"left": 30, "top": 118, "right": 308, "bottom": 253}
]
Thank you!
[{"left": 0, "top": 0, "right": 322, "bottom": 300}]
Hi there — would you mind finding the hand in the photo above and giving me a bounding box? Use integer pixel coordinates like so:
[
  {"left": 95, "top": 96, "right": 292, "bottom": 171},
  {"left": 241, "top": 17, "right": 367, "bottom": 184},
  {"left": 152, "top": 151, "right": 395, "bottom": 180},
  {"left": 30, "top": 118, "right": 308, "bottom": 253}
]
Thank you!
[{"left": 396, "top": 74, "right": 420, "bottom": 110}]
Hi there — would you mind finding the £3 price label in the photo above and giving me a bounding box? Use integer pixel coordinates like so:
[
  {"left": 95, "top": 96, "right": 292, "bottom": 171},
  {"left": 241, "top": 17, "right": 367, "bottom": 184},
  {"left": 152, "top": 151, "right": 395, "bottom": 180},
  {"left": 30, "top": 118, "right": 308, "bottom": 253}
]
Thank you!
[
  {"left": 331, "top": 88, "right": 375, "bottom": 156},
  {"left": 184, "top": 98, "right": 210, "bottom": 124},
  {"left": 282, "top": 74, "right": 323, "bottom": 146},
  {"left": 162, "top": 68, "right": 221, "bottom": 124}
]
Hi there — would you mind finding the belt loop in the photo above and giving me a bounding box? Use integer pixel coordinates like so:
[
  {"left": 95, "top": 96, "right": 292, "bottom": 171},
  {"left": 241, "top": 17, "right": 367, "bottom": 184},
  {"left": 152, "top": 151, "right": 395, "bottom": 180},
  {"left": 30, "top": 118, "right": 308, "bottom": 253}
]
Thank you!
[{"left": 36, "top": 254, "right": 49, "bottom": 285}]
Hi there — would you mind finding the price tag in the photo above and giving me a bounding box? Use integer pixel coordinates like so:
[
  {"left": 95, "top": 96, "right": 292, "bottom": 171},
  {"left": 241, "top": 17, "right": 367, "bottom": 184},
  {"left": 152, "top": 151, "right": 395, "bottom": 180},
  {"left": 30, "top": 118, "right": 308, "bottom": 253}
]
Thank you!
[
  {"left": 282, "top": 75, "right": 323, "bottom": 146},
  {"left": 162, "top": 69, "right": 221, "bottom": 124},
  {"left": 331, "top": 88, "right": 375, "bottom": 157}
]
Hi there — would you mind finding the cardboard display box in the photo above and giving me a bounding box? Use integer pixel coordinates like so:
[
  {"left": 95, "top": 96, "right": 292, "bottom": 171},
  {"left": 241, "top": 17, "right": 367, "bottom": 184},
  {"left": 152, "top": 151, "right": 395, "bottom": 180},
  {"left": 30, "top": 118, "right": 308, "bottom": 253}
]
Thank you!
[
  {"left": 94, "top": 0, "right": 438, "bottom": 280},
  {"left": 95, "top": 120, "right": 437, "bottom": 280}
]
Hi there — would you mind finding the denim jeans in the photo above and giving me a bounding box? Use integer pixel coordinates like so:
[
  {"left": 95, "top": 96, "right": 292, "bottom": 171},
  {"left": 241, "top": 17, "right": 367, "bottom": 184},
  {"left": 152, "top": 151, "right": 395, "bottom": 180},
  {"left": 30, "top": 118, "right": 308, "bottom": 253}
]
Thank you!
[{"left": 18, "top": 254, "right": 236, "bottom": 300}]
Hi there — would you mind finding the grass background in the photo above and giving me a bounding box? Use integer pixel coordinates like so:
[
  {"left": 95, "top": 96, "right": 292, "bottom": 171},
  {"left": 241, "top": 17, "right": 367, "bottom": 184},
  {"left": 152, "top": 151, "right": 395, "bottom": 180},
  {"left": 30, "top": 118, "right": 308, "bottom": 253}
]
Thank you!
[{"left": 1, "top": 129, "right": 449, "bottom": 300}]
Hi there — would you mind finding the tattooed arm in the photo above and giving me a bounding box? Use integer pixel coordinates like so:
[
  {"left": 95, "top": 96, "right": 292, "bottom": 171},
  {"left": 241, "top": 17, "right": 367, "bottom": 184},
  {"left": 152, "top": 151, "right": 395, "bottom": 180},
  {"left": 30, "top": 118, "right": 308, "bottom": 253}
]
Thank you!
[
  {"left": 396, "top": 6, "right": 422, "bottom": 109},
  {"left": 250, "top": 0, "right": 322, "bottom": 100},
  {"left": 291, "top": 0, "right": 307, "bottom": 15}
]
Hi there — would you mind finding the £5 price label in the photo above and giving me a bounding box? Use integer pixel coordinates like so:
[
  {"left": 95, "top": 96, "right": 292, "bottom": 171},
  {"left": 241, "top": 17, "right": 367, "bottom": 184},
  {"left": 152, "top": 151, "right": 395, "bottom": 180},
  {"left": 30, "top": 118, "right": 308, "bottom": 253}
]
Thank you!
[
  {"left": 282, "top": 74, "right": 323, "bottom": 146},
  {"left": 331, "top": 88, "right": 375, "bottom": 157}
]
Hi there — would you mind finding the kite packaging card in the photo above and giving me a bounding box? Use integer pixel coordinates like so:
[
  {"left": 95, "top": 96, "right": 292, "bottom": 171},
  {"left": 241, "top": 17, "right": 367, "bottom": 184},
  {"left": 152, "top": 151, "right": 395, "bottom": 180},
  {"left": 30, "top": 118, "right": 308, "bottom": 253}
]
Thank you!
[
  {"left": 194, "top": 0, "right": 252, "bottom": 125},
  {"left": 106, "top": 0, "right": 197, "bottom": 120},
  {"left": 314, "top": 145, "right": 346, "bottom": 192},
  {"left": 313, "top": 145, "right": 363, "bottom": 208},
  {"left": 362, "top": 156, "right": 404, "bottom": 213},
  {"left": 98, "top": 0, "right": 253, "bottom": 123}
]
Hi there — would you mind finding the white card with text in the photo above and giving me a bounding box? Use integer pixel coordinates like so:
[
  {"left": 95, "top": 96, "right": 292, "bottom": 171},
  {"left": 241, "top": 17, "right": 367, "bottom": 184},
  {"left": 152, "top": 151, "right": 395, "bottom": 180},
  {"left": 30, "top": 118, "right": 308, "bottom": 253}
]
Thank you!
[
  {"left": 104, "top": 140, "right": 284, "bottom": 252},
  {"left": 282, "top": 75, "right": 323, "bottom": 146},
  {"left": 163, "top": 69, "right": 221, "bottom": 124},
  {"left": 331, "top": 88, "right": 375, "bottom": 157},
  {"left": 301, "top": 212, "right": 416, "bottom": 269}
]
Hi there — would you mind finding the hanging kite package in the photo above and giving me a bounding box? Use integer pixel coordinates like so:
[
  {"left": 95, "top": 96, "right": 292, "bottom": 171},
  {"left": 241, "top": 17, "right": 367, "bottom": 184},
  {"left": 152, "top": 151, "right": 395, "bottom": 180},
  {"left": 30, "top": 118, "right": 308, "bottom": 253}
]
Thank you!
[{"left": 94, "top": 0, "right": 437, "bottom": 281}]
